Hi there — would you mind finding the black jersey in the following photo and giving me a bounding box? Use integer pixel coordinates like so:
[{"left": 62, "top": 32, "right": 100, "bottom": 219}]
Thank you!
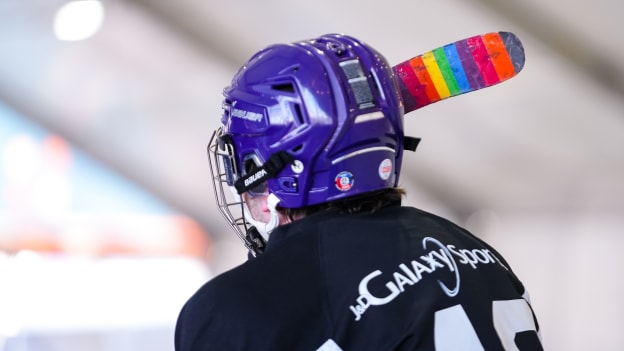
[{"left": 175, "top": 204, "right": 543, "bottom": 350}]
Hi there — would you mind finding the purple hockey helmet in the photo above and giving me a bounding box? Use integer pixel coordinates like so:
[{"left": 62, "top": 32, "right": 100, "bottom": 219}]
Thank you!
[{"left": 208, "top": 33, "right": 407, "bottom": 252}]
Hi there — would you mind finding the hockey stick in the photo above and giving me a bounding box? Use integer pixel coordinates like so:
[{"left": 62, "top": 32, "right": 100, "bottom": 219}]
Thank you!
[{"left": 393, "top": 31, "right": 525, "bottom": 113}]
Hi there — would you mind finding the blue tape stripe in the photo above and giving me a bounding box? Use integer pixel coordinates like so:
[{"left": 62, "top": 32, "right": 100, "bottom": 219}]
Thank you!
[{"left": 443, "top": 43, "right": 471, "bottom": 93}]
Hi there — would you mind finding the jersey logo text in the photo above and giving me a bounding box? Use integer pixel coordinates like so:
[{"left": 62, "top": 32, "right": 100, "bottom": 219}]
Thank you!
[{"left": 349, "top": 237, "right": 506, "bottom": 321}]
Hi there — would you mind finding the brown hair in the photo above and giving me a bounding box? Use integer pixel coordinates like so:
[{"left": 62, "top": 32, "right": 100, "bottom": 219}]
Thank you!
[{"left": 278, "top": 187, "right": 405, "bottom": 221}]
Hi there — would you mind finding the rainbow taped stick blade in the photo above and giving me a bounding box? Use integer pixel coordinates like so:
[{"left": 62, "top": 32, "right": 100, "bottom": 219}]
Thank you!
[{"left": 393, "top": 31, "right": 525, "bottom": 114}]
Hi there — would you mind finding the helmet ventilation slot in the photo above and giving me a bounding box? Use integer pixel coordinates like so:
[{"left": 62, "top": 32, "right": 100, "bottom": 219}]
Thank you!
[
  {"left": 271, "top": 83, "right": 295, "bottom": 93},
  {"left": 292, "top": 103, "right": 304, "bottom": 125}
]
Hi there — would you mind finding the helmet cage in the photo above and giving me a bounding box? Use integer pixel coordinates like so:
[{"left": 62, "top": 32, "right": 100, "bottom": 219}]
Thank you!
[
  {"left": 207, "top": 128, "right": 256, "bottom": 252},
  {"left": 208, "top": 127, "right": 292, "bottom": 255}
]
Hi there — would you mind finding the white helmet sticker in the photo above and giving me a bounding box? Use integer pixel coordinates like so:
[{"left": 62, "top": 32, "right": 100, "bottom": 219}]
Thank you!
[{"left": 378, "top": 158, "right": 393, "bottom": 180}]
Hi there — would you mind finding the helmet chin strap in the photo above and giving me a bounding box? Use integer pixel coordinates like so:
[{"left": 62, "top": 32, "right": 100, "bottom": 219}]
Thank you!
[{"left": 244, "top": 193, "right": 281, "bottom": 243}]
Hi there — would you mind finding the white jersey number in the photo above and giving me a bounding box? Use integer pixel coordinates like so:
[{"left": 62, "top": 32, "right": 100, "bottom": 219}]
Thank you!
[{"left": 434, "top": 299, "right": 542, "bottom": 350}]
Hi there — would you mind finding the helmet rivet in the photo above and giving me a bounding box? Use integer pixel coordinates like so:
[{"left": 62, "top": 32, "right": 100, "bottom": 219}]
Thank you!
[
  {"left": 326, "top": 41, "right": 346, "bottom": 56},
  {"left": 291, "top": 160, "right": 304, "bottom": 173}
]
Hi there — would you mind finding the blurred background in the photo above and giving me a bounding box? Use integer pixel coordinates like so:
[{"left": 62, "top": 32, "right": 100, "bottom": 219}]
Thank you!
[{"left": 0, "top": 0, "right": 622, "bottom": 350}]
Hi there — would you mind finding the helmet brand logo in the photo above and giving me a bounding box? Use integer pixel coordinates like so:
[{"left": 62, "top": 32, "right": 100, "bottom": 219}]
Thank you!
[
  {"left": 231, "top": 107, "right": 263, "bottom": 122},
  {"left": 244, "top": 168, "right": 268, "bottom": 188}
]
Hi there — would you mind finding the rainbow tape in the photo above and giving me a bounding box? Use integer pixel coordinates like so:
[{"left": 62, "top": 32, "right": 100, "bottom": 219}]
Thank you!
[{"left": 393, "top": 31, "right": 525, "bottom": 113}]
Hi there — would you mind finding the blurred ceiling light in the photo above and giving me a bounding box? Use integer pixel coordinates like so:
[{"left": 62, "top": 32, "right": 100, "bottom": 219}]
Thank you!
[{"left": 53, "top": 0, "right": 105, "bottom": 41}]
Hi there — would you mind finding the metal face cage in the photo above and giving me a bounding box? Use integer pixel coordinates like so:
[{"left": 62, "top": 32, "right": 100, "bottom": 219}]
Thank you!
[{"left": 207, "top": 128, "right": 257, "bottom": 253}]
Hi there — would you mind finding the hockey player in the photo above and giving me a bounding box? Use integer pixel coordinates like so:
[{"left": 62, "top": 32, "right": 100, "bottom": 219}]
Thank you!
[{"left": 175, "top": 33, "right": 543, "bottom": 350}]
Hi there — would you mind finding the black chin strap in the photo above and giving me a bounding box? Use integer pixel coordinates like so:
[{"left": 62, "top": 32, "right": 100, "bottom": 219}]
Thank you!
[
  {"left": 245, "top": 226, "right": 266, "bottom": 258},
  {"left": 234, "top": 151, "right": 294, "bottom": 195}
]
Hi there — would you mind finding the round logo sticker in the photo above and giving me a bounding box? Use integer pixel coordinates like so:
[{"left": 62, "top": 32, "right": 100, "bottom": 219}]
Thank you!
[
  {"left": 335, "top": 171, "right": 354, "bottom": 191},
  {"left": 378, "top": 159, "right": 393, "bottom": 180}
]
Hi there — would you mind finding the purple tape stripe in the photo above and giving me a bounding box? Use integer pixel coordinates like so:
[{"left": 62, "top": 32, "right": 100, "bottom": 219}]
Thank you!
[{"left": 454, "top": 38, "right": 485, "bottom": 90}]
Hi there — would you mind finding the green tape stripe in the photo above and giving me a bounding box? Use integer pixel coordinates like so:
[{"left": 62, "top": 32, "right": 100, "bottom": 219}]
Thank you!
[{"left": 432, "top": 47, "right": 461, "bottom": 96}]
